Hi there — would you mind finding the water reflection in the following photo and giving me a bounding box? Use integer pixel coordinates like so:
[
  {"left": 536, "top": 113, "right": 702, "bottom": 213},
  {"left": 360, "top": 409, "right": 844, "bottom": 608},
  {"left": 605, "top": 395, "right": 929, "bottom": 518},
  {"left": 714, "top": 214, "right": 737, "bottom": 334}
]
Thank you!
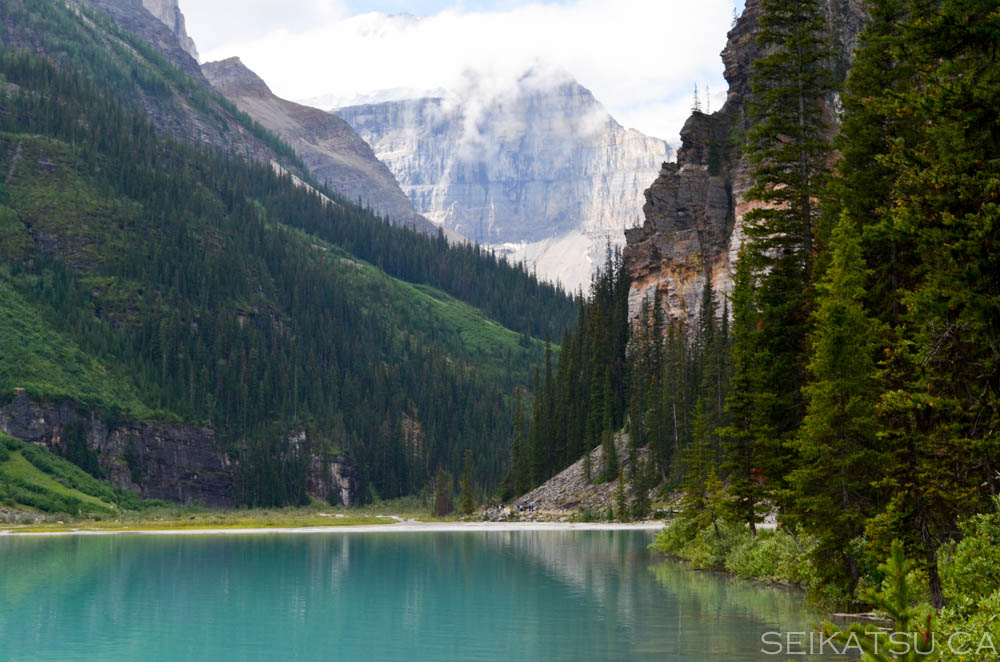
[{"left": 0, "top": 531, "right": 839, "bottom": 661}]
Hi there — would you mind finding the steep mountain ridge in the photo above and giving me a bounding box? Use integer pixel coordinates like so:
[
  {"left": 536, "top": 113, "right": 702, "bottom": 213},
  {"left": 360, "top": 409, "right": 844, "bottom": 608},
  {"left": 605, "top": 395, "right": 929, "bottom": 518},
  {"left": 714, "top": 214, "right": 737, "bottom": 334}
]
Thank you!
[
  {"left": 0, "top": 0, "right": 574, "bottom": 509},
  {"left": 336, "top": 73, "right": 672, "bottom": 292},
  {"left": 624, "top": 0, "right": 866, "bottom": 325},
  {"left": 202, "top": 57, "right": 437, "bottom": 234},
  {"left": 0, "top": 0, "right": 307, "bottom": 176},
  {"left": 140, "top": 0, "right": 197, "bottom": 60}
]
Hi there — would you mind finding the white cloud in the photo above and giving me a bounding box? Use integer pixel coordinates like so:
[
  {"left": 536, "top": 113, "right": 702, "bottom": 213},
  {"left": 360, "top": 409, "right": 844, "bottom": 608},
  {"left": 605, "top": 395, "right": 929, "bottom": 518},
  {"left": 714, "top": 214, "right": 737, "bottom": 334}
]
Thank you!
[
  {"left": 185, "top": 0, "right": 739, "bottom": 145},
  {"left": 180, "top": 0, "right": 349, "bottom": 53}
]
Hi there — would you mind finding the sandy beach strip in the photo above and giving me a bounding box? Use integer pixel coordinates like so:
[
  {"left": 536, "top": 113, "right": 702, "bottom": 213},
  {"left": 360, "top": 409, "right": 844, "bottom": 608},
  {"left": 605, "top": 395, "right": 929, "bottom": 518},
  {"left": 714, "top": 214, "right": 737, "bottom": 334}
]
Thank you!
[{"left": 0, "top": 520, "right": 666, "bottom": 537}]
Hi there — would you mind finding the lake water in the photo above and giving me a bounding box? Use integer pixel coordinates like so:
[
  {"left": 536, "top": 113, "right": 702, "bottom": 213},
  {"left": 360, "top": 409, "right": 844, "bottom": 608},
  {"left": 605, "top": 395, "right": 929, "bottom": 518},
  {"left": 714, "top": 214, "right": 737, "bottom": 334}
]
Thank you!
[{"left": 0, "top": 529, "right": 837, "bottom": 661}]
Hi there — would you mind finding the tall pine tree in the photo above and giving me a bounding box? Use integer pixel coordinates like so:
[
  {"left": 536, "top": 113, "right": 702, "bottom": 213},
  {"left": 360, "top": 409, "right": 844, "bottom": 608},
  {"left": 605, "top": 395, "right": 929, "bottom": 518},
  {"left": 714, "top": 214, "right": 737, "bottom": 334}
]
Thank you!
[
  {"left": 787, "top": 213, "right": 885, "bottom": 593},
  {"left": 740, "top": 0, "right": 835, "bottom": 500}
]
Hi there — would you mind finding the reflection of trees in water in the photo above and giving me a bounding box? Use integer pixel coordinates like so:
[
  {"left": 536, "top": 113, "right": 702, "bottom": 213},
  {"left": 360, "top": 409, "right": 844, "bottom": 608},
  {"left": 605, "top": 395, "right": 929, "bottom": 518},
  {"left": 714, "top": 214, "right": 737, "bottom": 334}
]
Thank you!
[
  {"left": 482, "top": 530, "right": 658, "bottom": 624},
  {"left": 0, "top": 532, "right": 844, "bottom": 661},
  {"left": 648, "top": 562, "right": 851, "bottom": 661}
]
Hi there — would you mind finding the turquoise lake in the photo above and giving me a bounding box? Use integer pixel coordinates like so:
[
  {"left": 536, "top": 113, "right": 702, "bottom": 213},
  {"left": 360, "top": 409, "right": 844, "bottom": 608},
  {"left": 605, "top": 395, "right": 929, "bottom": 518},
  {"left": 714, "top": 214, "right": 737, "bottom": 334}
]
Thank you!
[{"left": 0, "top": 529, "right": 839, "bottom": 661}]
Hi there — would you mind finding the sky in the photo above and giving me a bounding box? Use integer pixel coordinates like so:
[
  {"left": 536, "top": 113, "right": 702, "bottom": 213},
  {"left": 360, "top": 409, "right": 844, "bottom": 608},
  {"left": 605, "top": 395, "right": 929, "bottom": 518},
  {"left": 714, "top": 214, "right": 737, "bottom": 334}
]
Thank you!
[{"left": 180, "top": 0, "right": 743, "bottom": 146}]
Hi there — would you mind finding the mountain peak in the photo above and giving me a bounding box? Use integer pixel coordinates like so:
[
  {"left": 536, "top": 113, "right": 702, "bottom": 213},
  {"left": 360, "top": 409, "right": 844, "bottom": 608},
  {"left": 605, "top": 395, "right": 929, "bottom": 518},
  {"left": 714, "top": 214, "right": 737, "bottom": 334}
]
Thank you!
[{"left": 202, "top": 57, "right": 273, "bottom": 97}]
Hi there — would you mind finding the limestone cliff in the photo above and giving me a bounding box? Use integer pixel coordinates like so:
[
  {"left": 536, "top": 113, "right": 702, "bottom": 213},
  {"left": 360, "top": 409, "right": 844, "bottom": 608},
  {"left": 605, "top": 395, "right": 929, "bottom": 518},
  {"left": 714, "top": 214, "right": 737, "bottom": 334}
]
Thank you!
[
  {"left": 140, "top": 0, "right": 198, "bottom": 60},
  {"left": 0, "top": 392, "right": 359, "bottom": 507},
  {"left": 335, "top": 71, "right": 672, "bottom": 292},
  {"left": 623, "top": 0, "right": 866, "bottom": 325},
  {"left": 83, "top": 0, "right": 205, "bottom": 83},
  {"left": 202, "top": 57, "right": 437, "bottom": 234}
]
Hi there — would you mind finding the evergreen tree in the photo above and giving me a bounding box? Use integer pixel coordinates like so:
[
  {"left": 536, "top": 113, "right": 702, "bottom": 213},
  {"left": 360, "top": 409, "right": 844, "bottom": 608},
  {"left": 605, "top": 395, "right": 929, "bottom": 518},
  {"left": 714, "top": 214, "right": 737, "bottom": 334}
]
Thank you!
[
  {"left": 614, "top": 465, "right": 628, "bottom": 522},
  {"left": 861, "top": 0, "right": 1000, "bottom": 608},
  {"left": 459, "top": 449, "right": 475, "bottom": 515},
  {"left": 720, "top": 250, "right": 768, "bottom": 534},
  {"left": 630, "top": 457, "right": 653, "bottom": 520},
  {"left": 831, "top": 0, "right": 916, "bottom": 324},
  {"left": 787, "top": 213, "right": 885, "bottom": 591},
  {"left": 601, "top": 430, "right": 619, "bottom": 483},
  {"left": 433, "top": 467, "right": 454, "bottom": 517},
  {"left": 510, "top": 389, "right": 531, "bottom": 496},
  {"left": 820, "top": 541, "right": 936, "bottom": 662},
  {"left": 742, "top": 0, "right": 836, "bottom": 495},
  {"left": 679, "top": 397, "right": 725, "bottom": 538}
]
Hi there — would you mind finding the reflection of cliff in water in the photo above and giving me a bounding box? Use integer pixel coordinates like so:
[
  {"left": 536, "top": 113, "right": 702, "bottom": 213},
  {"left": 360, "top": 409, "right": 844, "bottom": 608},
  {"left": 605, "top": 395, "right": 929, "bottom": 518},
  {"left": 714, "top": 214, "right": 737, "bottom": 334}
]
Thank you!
[{"left": 0, "top": 530, "right": 845, "bottom": 661}]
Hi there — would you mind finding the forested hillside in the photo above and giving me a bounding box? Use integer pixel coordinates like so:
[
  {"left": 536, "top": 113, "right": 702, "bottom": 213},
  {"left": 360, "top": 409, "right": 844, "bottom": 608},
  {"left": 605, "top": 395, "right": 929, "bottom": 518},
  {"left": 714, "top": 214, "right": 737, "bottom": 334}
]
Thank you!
[
  {"left": 519, "top": 0, "right": 1000, "bottom": 631},
  {"left": 0, "top": 0, "right": 576, "bottom": 508}
]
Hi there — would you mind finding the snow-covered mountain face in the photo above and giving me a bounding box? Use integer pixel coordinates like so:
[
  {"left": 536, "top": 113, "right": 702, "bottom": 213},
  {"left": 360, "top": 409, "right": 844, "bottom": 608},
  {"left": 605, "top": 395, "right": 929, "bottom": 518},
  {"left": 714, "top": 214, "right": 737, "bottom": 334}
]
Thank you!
[{"left": 334, "top": 72, "right": 672, "bottom": 292}]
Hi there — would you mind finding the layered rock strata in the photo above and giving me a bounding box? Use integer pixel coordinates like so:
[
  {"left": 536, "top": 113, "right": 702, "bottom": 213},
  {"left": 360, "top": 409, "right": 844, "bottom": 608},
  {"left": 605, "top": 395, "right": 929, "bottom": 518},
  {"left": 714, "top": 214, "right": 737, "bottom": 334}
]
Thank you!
[
  {"left": 0, "top": 392, "right": 359, "bottom": 507},
  {"left": 203, "top": 57, "right": 436, "bottom": 233},
  {"left": 624, "top": 0, "right": 866, "bottom": 325},
  {"left": 335, "top": 73, "right": 672, "bottom": 291}
]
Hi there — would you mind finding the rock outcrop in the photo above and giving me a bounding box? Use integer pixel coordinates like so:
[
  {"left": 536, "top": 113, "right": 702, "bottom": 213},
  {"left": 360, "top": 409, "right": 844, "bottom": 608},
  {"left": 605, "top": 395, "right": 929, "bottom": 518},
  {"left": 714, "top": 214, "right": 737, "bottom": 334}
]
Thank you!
[
  {"left": 513, "top": 434, "right": 656, "bottom": 517},
  {"left": 0, "top": 0, "right": 310, "bottom": 176},
  {"left": 335, "top": 71, "right": 672, "bottom": 292},
  {"left": 623, "top": 0, "right": 866, "bottom": 325},
  {"left": 0, "top": 391, "right": 359, "bottom": 507},
  {"left": 82, "top": 0, "right": 206, "bottom": 84},
  {"left": 202, "top": 57, "right": 437, "bottom": 234},
  {"left": 140, "top": 0, "right": 198, "bottom": 60}
]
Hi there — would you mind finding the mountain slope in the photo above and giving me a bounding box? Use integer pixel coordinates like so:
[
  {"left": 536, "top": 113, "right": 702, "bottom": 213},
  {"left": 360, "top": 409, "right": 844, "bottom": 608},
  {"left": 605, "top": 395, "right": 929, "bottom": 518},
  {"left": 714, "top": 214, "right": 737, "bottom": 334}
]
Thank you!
[
  {"left": 0, "top": 0, "right": 307, "bottom": 176},
  {"left": 335, "top": 71, "right": 672, "bottom": 292},
  {"left": 0, "top": 434, "right": 135, "bottom": 516},
  {"left": 202, "top": 57, "right": 438, "bottom": 234},
  {"left": 0, "top": 0, "right": 575, "bottom": 507}
]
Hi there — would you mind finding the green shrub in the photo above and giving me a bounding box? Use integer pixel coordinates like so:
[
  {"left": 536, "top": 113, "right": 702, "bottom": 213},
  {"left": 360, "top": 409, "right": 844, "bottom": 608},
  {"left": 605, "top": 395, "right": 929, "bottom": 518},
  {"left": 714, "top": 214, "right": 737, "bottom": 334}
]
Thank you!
[
  {"left": 651, "top": 519, "right": 746, "bottom": 570},
  {"left": 725, "top": 528, "right": 812, "bottom": 585},
  {"left": 2, "top": 435, "right": 23, "bottom": 451},
  {"left": 941, "top": 502, "right": 1000, "bottom": 609},
  {"left": 937, "top": 500, "right": 1000, "bottom": 660},
  {"left": 939, "top": 591, "right": 1000, "bottom": 662}
]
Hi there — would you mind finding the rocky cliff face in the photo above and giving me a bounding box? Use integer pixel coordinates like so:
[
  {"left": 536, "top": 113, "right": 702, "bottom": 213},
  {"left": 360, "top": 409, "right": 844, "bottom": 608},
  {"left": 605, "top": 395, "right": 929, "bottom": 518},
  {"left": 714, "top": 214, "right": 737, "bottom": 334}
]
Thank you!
[
  {"left": 140, "top": 0, "right": 198, "bottom": 60},
  {"left": 335, "top": 72, "right": 672, "bottom": 292},
  {"left": 202, "top": 57, "right": 437, "bottom": 234},
  {"left": 623, "top": 0, "right": 866, "bottom": 325},
  {"left": 0, "top": 0, "right": 307, "bottom": 176},
  {"left": 82, "top": 0, "right": 206, "bottom": 84},
  {"left": 0, "top": 392, "right": 359, "bottom": 507}
]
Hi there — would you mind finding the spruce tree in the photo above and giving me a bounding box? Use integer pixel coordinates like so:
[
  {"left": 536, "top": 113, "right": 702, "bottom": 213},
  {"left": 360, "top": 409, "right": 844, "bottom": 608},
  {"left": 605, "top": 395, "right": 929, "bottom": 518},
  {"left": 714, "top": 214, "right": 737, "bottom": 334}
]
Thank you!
[
  {"left": 787, "top": 213, "right": 885, "bottom": 591},
  {"left": 720, "top": 249, "right": 768, "bottom": 535},
  {"left": 630, "top": 457, "right": 653, "bottom": 520},
  {"left": 459, "top": 449, "right": 475, "bottom": 515},
  {"left": 601, "top": 430, "right": 618, "bottom": 483},
  {"left": 614, "top": 465, "right": 628, "bottom": 522},
  {"left": 861, "top": 0, "right": 1000, "bottom": 608},
  {"left": 510, "top": 389, "right": 530, "bottom": 496},
  {"left": 831, "top": 0, "right": 916, "bottom": 323},
  {"left": 742, "top": 0, "right": 835, "bottom": 496},
  {"left": 681, "top": 398, "right": 714, "bottom": 524},
  {"left": 433, "top": 467, "right": 453, "bottom": 517}
]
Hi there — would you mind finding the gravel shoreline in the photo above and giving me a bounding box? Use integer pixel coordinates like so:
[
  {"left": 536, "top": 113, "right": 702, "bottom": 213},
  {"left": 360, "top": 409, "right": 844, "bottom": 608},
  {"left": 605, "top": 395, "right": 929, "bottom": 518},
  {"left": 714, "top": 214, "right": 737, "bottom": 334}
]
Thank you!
[{"left": 0, "top": 520, "right": 665, "bottom": 537}]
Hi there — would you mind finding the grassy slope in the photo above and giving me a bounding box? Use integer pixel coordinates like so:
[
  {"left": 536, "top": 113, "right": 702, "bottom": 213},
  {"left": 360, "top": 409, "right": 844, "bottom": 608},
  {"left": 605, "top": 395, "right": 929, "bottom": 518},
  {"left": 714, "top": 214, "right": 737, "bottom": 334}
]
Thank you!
[
  {"left": 0, "top": 133, "right": 546, "bottom": 418},
  {"left": 302, "top": 238, "right": 548, "bottom": 376},
  {"left": 0, "top": 434, "right": 123, "bottom": 515},
  {"left": 0, "top": 268, "right": 152, "bottom": 417}
]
